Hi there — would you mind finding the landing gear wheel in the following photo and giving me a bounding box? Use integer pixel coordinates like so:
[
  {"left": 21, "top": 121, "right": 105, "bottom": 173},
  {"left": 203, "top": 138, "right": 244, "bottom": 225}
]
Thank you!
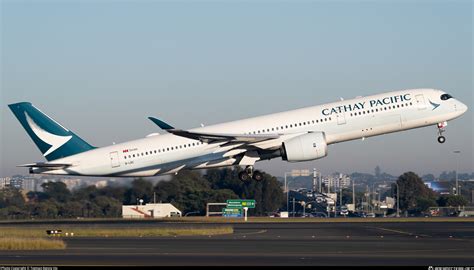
[
  {"left": 252, "top": 171, "right": 264, "bottom": 181},
  {"left": 437, "top": 122, "right": 447, "bottom": 144},
  {"left": 437, "top": 136, "right": 446, "bottom": 144},
  {"left": 238, "top": 171, "right": 251, "bottom": 182}
]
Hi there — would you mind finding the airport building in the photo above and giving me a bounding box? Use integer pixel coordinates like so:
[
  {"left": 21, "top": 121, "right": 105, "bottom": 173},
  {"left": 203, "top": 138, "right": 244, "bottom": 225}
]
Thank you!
[{"left": 122, "top": 203, "right": 182, "bottom": 219}]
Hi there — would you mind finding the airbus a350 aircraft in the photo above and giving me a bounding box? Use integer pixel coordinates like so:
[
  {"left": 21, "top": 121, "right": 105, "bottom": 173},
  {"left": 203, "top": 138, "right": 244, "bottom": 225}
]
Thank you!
[{"left": 9, "top": 88, "right": 468, "bottom": 181}]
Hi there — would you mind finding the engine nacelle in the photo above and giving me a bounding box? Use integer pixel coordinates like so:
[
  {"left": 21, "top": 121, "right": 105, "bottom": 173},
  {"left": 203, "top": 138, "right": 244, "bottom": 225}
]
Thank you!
[{"left": 281, "top": 132, "right": 328, "bottom": 162}]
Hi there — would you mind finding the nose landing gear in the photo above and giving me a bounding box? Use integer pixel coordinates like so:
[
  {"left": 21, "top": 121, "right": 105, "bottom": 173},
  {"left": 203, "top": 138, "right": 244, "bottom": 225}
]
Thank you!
[{"left": 437, "top": 121, "right": 447, "bottom": 144}]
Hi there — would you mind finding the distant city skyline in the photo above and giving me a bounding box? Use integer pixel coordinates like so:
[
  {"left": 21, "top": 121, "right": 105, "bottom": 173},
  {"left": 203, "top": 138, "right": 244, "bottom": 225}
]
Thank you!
[{"left": 1, "top": 1, "right": 472, "bottom": 177}]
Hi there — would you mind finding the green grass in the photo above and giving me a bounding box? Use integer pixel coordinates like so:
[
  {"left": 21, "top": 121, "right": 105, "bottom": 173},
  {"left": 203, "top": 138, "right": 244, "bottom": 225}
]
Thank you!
[
  {"left": 0, "top": 237, "right": 66, "bottom": 250},
  {"left": 0, "top": 226, "right": 234, "bottom": 238}
]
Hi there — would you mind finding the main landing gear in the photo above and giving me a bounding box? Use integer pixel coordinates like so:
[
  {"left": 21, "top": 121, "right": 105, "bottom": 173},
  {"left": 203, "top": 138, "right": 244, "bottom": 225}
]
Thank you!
[
  {"left": 437, "top": 121, "right": 447, "bottom": 144},
  {"left": 238, "top": 166, "right": 264, "bottom": 182}
]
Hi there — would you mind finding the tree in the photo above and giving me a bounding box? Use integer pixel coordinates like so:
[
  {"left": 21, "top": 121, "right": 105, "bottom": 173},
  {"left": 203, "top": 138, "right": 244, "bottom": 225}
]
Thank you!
[
  {"left": 59, "top": 201, "right": 85, "bottom": 218},
  {"left": 154, "top": 170, "right": 233, "bottom": 215},
  {"left": 437, "top": 195, "right": 468, "bottom": 207},
  {"left": 205, "top": 168, "right": 285, "bottom": 216},
  {"left": 72, "top": 185, "right": 99, "bottom": 201},
  {"left": 41, "top": 182, "right": 71, "bottom": 203},
  {"left": 124, "top": 178, "right": 154, "bottom": 205},
  {"left": 93, "top": 196, "right": 122, "bottom": 217},
  {"left": 99, "top": 186, "right": 127, "bottom": 202},
  {"left": 32, "top": 201, "right": 59, "bottom": 219},
  {"left": 415, "top": 197, "right": 437, "bottom": 213},
  {"left": 0, "top": 206, "right": 28, "bottom": 220},
  {"left": 397, "top": 172, "right": 436, "bottom": 214},
  {"left": 0, "top": 187, "right": 26, "bottom": 209}
]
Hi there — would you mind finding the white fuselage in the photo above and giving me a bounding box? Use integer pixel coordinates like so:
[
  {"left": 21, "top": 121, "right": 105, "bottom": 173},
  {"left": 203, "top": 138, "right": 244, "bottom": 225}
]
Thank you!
[{"left": 35, "top": 88, "right": 467, "bottom": 177}]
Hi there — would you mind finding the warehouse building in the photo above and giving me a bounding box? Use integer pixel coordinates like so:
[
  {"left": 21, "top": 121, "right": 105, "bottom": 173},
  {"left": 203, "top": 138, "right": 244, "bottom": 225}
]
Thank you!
[{"left": 122, "top": 203, "right": 182, "bottom": 219}]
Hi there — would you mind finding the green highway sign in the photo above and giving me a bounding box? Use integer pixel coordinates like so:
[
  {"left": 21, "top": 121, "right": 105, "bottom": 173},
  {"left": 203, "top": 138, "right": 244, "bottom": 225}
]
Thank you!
[
  {"left": 226, "top": 199, "right": 256, "bottom": 209},
  {"left": 222, "top": 208, "right": 242, "bottom": 217}
]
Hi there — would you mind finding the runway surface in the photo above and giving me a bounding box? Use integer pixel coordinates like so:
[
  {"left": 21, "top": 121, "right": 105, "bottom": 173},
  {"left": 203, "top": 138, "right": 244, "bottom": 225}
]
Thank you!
[{"left": 1, "top": 222, "right": 473, "bottom": 266}]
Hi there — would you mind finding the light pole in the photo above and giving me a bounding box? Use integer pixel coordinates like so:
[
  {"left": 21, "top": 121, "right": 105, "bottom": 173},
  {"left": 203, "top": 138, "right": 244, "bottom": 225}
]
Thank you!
[
  {"left": 352, "top": 178, "right": 355, "bottom": 212},
  {"left": 284, "top": 172, "right": 291, "bottom": 212},
  {"left": 285, "top": 170, "right": 311, "bottom": 216},
  {"left": 395, "top": 182, "right": 400, "bottom": 218},
  {"left": 454, "top": 151, "right": 461, "bottom": 196}
]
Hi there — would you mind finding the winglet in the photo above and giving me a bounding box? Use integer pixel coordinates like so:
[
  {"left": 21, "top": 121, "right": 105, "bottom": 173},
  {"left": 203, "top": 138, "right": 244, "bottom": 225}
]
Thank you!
[{"left": 148, "top": 117, "right": 175, "bottom": 130}]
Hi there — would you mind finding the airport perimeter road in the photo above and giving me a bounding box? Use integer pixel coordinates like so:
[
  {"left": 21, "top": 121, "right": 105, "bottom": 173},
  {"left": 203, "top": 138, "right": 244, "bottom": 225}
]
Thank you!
[{"left": 1, "top": 222, "right": 473, "bottom": 266}]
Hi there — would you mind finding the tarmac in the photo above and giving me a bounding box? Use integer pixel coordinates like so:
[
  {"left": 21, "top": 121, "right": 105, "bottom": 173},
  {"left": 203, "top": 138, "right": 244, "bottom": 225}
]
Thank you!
[{"left": 0, "top": 221, "right": 473, "bottom": 266}]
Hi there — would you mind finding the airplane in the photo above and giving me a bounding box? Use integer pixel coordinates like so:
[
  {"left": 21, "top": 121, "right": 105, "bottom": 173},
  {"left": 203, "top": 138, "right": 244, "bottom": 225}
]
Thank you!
[{"left": 8, "top": 88, "right": 468, "bottom": 182}]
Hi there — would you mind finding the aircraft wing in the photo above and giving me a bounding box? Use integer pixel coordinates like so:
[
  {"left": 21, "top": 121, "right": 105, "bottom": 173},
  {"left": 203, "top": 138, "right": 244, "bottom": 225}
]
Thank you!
[{"left": 148, "top": 117, "right": 280, "bottom": 144}]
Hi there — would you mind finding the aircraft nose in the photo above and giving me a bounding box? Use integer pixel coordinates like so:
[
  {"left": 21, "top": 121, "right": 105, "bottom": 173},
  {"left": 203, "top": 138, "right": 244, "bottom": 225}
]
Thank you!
[{"left": 457, "top": 101, "right": 468, "bottom": 114}]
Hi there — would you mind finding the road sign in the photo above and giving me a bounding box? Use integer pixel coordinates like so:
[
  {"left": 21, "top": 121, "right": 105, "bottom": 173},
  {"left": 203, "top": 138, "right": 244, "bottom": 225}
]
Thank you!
[
  {"left": 226, "top": 199, "right": 256, "bottom": 209},
  {"left": 222, "top": 208, "right": 242, "bottom": 218},
  {"left": 291, "top": 169, "right": 311, "bottom": 177}
]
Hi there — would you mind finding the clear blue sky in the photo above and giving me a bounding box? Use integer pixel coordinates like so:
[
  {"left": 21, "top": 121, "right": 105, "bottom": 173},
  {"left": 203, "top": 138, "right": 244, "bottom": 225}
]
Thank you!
[{"left": 1, "top": 1, "right": 472, "bottom": 178}]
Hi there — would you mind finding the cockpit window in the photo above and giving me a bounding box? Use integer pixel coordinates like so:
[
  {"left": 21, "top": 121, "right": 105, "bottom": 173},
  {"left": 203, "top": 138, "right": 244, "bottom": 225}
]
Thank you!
[{"left": 440, "top": 94, "right": 453, "bottom": 101}]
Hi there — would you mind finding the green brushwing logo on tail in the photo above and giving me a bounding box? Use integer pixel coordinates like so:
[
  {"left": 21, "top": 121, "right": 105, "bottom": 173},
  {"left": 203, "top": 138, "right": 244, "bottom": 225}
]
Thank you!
[{"left": 8, "top": 102, "right": 96, "bottom": 161}]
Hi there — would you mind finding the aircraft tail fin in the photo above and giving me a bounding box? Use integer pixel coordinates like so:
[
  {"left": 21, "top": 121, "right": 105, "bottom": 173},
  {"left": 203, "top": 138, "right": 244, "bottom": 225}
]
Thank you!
[{"left": 8, "top": 102, "right": 96, "bottom": 161}]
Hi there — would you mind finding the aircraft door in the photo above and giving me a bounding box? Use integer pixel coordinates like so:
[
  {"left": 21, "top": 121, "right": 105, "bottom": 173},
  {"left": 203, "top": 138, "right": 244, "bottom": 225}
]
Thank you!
[
  {"left": 336, "top": 112, "right": 346, "bottom": 125},
  {"left": 415, "top": 94, "right": 427, "bottom": 110},
  {"left": 110, "top": 151, "right": 120, "bottom": 168}
]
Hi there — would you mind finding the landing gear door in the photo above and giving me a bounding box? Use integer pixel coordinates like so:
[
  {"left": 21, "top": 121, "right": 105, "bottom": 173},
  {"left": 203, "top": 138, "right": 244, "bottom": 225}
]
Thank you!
[
  {"left": 415, "top": 94, "right": 427, "bottom": 110},
  {"left": 336, "top": 113, "right": 346, "bottom": 125},
  {"left": 110, "top": 151, "right": 120, "bottom": 168}
]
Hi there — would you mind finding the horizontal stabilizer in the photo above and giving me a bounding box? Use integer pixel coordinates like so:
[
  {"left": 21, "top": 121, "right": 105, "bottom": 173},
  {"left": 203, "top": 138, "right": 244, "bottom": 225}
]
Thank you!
[{"left": 17, "top": 163, "right": 72, "bottom": 168}]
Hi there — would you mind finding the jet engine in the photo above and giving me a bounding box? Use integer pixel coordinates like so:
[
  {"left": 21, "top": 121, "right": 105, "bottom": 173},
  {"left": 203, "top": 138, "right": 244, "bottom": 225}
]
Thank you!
[{"left": 281, "top": 132, "right": 328, "bottom": 162}]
